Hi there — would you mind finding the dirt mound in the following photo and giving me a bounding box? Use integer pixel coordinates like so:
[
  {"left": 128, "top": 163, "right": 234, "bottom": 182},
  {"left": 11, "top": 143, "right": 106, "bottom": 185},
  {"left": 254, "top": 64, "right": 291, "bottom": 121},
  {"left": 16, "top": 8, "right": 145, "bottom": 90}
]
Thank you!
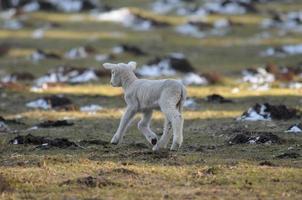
[
  {"left": 228, "top": 132, "right": 284, "bottom": 145},
  {"left": 2, "top": 72, "right": 35, "bottom": 83},
  {"left": 79, "top": 139, "right": 109, "bottom": 146},
  {"left": 113, "top": 44, "right": 147, "bottom": 56},
  {"left": 259, "top": 161, "right": 276, "bottom": 166},
  {"left": 205, "top": 94, "right": 233, "bottom": 103},
  {"left": 276, "top": 152, "right": 301, "bottom": 159},
  {"left": 61, "top": 176, "right": 119, "bottom": 188},
  {"left": 238, "top": 103, "right": 300, "bottom": 121},
  {"left": 26, "top": 95, "right": 76, "bottom": 110},
  {"left": 36, "top": 120, "right": 74, "bottom": 128},
  {"left": 10, "top": 134, "right": 76, "bottom": 148}
]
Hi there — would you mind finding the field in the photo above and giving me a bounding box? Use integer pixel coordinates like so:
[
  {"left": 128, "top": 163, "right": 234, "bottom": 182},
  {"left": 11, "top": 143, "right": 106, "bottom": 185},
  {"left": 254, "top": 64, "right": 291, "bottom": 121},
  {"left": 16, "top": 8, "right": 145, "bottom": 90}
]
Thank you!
[{"left": 0, "top": 0, "right": 302, "bottom": 199}]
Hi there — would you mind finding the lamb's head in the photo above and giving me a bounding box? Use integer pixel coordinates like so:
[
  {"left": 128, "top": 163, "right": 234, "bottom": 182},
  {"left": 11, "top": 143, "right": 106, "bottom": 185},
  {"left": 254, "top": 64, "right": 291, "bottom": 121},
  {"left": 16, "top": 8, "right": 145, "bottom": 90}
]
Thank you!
[{"left": 103, "top": 61, "right": 137, "bottom": 87}]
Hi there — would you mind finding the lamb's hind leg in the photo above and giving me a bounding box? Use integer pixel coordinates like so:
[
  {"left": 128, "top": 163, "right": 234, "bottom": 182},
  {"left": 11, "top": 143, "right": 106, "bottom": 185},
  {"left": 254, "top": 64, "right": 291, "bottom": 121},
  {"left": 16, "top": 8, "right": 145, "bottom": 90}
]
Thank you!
[
  {"left": 169, "top": 110, "right": 184, "bottom": 151},
  {"left": 152, "top": 116, "right": 172, "bottom": 151},
  {"left": 138, "top": 111, "right": 158, "bottom": 146}
]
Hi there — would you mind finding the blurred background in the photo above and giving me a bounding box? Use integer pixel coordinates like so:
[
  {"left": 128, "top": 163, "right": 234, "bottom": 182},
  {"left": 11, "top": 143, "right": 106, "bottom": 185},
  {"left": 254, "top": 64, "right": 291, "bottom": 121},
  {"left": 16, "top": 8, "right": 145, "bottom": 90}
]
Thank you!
[{"left": 1, "top": 1, "right": 302, "bottom": 199}]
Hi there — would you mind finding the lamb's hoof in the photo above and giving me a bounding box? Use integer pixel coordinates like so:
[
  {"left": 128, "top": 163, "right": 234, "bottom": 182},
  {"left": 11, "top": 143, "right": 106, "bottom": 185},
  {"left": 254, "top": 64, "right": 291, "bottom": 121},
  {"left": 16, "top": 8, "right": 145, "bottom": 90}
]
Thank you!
[
  {"left": 152, "top": 144, "right": 160, "bottom": 152},
  {"left": 151, "top": 138, "right": 157, "bottom": 146},
  {"left": 170, "top": 143, "right": 180, "bottom": 151},
  {"left": 110, "top": 136, "right": 120, "bottom": 145}
]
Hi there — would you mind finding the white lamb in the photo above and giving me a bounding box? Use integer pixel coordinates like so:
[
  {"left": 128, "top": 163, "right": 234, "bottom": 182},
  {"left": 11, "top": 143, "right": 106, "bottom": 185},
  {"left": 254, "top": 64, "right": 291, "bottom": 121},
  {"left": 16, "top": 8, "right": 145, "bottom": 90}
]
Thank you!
[{"left": 103, "top": 61, "right": 187, "bottom": 151}]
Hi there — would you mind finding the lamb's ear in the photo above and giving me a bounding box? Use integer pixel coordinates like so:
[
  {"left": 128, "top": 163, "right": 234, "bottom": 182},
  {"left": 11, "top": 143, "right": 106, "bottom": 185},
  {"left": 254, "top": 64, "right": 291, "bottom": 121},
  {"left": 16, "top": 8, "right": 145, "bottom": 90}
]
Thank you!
[
  {"left": 128, "top": 61, "right": 136, "bottom": 70},
  {"left": 103, "top": 63, "right": 116, "bottom": 69}
]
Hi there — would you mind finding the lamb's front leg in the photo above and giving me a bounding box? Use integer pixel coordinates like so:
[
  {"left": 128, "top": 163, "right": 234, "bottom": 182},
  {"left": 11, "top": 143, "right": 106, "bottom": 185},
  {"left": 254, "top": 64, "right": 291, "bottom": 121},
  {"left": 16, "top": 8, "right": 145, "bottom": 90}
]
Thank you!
[
  {"left": 111, "top": 107, "right": 136, "bottom": 144},
  {"left": 138, "top": 111, "right": 158, "bottom": 146}
]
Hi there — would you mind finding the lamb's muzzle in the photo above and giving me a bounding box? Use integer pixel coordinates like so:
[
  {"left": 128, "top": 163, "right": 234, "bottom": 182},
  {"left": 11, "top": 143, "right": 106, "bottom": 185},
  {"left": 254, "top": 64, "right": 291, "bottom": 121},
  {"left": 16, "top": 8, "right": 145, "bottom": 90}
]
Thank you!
[{"left": 103, "top": 61, "right": 187, "bottom": 151}]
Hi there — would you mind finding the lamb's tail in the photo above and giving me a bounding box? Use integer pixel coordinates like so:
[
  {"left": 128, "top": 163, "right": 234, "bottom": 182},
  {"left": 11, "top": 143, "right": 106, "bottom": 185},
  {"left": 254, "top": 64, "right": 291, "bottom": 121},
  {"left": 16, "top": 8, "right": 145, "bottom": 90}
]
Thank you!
[{"left": 176, "top": 84, "right": 187, "bottom": 112}]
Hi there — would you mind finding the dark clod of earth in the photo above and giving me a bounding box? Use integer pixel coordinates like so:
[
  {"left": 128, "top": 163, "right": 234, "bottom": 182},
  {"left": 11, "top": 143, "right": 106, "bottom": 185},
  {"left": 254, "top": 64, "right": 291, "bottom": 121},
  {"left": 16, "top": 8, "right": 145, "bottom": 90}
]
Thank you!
[
  {"left": 259, "top": 161, "right": 276, "bottom": 166},
  {"left": 10, "top": 134, "right": 76, "bottom": 148},
  {"left": 36, "top": 120, "right": 74, "bottom": 128},
  {"left": 61, "top": 176, "right": 119, "bottom": 188},
  {"left": 205, "top": 94, "right": 233, "bottom": 103},
  {"left": 276, "top": 152, "right": 301, "bottom": 159},
  {"left": 228, "top": 132, "right": 284, "bottom": 145}
]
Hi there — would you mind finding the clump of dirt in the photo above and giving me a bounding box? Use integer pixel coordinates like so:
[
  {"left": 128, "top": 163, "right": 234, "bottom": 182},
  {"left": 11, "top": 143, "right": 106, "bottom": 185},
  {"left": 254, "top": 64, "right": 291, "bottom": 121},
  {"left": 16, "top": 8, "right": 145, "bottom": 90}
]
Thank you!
[
  {"left": 228, "top": 132, "right": 284, "bottom": 145},
  {"left": 276, "top": 152, "right": 301, "bottom": 159},
  {"left": 79, "top": 139, "right": 109, "bottom": 146},
  {"left": 259, "top": 161, "right": 276, "bottom": 166},
  {"left": 0, "top": 175, "right": 12, "bottom": 194},
  {"left": 205, "top": 94, "right": 233, "bottom": 103},
  {"left": 61, "top": 176, "right": 119, "bottom": 188},
  {"left": 238, "top": 103, "right": 300, "bottom": 121},
  {"left": 36, "top": 120, "right": 74, "bottom": 128},
  {"left": 10, "top": 134, "right": 76, "bottom": 148},
  {"left": 201, "top": 72, "right": 223, "bottom": 84},
  {"left": 111, "top": 168, "right": 138, "bottom": 176},
  {"left": 114, "top": 44, "right": 147, "bottom": 56}
]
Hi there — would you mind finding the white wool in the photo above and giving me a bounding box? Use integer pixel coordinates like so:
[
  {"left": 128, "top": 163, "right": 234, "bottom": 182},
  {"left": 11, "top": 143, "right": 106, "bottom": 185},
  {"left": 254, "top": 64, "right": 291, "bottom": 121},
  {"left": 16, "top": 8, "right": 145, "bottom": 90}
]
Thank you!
[{"left": 103, "top": 61, "right": 187, "bottom": 151}]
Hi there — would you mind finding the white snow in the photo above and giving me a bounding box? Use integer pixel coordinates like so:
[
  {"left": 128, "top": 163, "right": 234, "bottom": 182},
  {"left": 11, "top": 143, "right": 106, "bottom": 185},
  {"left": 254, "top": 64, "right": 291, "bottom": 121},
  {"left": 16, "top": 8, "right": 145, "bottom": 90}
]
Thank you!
[
  {"left": 95, "top": 54, "right": 109, "bottom": 62},
  {"left": 242, "top": 68, "right": 275, "bottom": 84},
  {"left": 136, "top": 57, "right": 177, "bottom": 77},
  {"left": 30, "top": 50, "right": 46, "bottom": 62},
  {"left": 80, "top": 104, "right": 103, "bottom": 112},
  {"left": 26, "top": 99, "right": 51, "bottom": 109},
  {"left": 182, "top": 73, "right": 208, "bottom": 86},
  {"left": 65, "top": 47, "right": 88, "bottom": 59},
  {"left": 204, "top": 1, "right": 247, "bottom": 15},
  {"left": 69, "top": 69, "right": 99, "bottom": 83},
  {"left": 285, "top": 125, "right": 302, "bottom": 133},
  {"left": 23, "top": 1, "right": 40, "bottom": 12},
  {"left": 175, "top": 24, "right": 205, "bottom": 38},
  {"left": 183, "top": 98, "right": 198, "bottom": 109},
  {"left": 96, "top": 8, "right": 152, "bottom": 31},
  {"left": 237, "top": 104, "right": 271, "bottom": 121},
  {"left": 35, "top": 67, "right": 100, "bottom": 86},
  {"left": 32, "top": 28, "right": 46, "bottom": 39},
  {"left": 262, "top": 44, "right": 302, "bottom": 57},
  {"left": 3, "top": 20, "right": 23, "bottom": 30},
  {"left": 48, "top": 0, "right": 83, "bottom": 12}
]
